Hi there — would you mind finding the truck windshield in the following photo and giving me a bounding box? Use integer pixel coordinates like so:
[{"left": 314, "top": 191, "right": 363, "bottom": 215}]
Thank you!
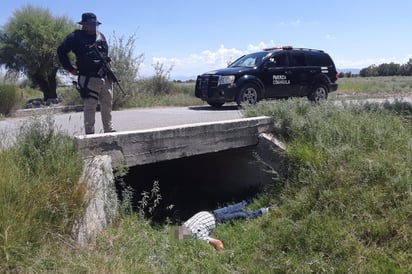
[{"left": 229, "top": 52, "right": 271, "bottom": 68}]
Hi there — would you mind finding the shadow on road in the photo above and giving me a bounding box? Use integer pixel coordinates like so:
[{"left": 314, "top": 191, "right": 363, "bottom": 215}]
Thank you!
[{"left": 189, "top": 105, "right": 240, "bottom": 111}]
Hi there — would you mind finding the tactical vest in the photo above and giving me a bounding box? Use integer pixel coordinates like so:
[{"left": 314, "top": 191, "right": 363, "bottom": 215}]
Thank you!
[{"left": 75, "top": 30, "right": 109, "bottom": 76}]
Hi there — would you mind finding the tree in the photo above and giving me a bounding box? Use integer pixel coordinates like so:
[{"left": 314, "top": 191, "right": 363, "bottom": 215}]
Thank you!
[
  {"left": 360, "top": 64, "right": 378, "bottom": 77},
  {"left": 401, "top": 58, "right": 412, "bottom": 76},
  {"left": 360, "top": 59, "right": 412, "bottom": 77},
  {"left": 377, "top": 62, "right": 400, "bottom": 76},
  {"left": 0, "top": 5, "right": 75, "bottom": 102}
]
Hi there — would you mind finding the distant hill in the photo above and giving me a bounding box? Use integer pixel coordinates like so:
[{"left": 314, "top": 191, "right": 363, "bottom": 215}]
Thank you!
[{"left": 338, "top": 68, "right": 360, "bottom": 74}]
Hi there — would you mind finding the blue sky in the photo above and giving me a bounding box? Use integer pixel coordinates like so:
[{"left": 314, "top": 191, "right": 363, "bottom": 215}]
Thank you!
[{"left": 1, "top": 0, "right": 412, "bottom": 79}]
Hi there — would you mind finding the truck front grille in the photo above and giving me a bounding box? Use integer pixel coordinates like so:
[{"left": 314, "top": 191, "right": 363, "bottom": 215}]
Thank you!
[{"left": 196, "top": 75, "right": 219, "bottom": 98}]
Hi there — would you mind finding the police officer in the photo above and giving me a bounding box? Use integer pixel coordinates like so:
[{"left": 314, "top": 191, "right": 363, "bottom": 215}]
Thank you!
[{"left": 57, "top": 12, "right": 115, "bottom": 134}]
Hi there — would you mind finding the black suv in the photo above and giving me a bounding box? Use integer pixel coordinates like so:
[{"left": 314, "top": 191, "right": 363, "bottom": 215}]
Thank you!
[{"left": 195, "top": 46, "right": 338, "bottom": 106}]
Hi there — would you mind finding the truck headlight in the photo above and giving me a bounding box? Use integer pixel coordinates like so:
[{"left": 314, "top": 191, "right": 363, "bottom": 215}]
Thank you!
[{"left": 218, "top": 75, "right": 235, "bottom": 86}]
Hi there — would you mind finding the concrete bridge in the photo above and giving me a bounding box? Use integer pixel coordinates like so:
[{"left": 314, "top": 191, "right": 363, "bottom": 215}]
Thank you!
[
  {"left": 72, "top": 115, "right": 285, "bottom": 245},
  {"left": 75, "top": 116, "right": 279, "bottom": 168}
]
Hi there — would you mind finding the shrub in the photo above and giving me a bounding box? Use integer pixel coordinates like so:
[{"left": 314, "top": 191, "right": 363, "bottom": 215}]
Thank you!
[
  {"left": 109, "top": 32, "right": 143, "bottom": 110},
  {"left": 57, "top": 85, "right": 83, "bottom": 106},
  {"left": 0, "top": 84, "right": 20, "bottom": 116},
  {"left": 139, "top": 62, "right": 174, "bottom": 95}
]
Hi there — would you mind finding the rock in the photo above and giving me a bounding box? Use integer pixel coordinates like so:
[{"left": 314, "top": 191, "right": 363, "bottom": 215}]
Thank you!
[{"left": 25, "top": 98, "right": 44, "bottom": 108}]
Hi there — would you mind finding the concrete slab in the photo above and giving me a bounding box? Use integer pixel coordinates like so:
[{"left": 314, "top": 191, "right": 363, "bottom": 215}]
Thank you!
[{"left": 75, "top": 116, "right": 274, "bottom": 168}]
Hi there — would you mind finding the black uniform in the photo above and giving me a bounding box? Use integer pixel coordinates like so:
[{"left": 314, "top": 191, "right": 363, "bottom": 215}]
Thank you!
[
  {"left": 57, "top": 28, "right": 115, "bottom": 134},
  {"left": 57, "top": 30, "right": 109, "bottom": 77}
]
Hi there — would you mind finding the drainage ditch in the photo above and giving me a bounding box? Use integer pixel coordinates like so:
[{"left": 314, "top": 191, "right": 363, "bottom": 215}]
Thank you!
[{"left": 116, "top": 145, "right": 281, "bottom": 223}]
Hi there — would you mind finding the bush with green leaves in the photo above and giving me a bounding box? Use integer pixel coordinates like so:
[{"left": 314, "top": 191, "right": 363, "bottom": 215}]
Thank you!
[{"left": 0, "top": 84, "right": 20, "bottom": 116}]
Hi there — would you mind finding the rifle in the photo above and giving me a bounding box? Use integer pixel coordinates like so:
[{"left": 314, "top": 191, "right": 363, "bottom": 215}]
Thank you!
[{"left": 91, "top": 44, "right": 127, "bottom": 97}]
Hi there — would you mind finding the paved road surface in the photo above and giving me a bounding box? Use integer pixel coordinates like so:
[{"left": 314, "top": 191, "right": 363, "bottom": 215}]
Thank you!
[
  {"left": 1, "top": 97, "right": 411, "bottom": 143},
  {"left": 0, "top": 105, "right": 244, "bottom": 139}
]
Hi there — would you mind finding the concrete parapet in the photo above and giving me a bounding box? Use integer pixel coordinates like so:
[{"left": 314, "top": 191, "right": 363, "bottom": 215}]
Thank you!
[
  {"left": 72, "top": 155, "right": 118, "bottom": 246},
  {"left": 75, "top": 116, "right": 274, "bottom": 168}
]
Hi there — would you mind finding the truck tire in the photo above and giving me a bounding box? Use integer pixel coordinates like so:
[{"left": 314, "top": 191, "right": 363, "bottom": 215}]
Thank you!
[
  {"left": 308, "top": 84, "right": 328, "bottom": 102},
  {"left": 236, "top": 83, "right": 260, "bottom": 106}
]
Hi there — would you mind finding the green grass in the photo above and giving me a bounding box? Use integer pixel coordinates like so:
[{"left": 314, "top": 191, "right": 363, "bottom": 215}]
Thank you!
[
  {"left": 0, "top": 117, "right": 85, "bottom": 272},
  {"left": 119, "top": 81, "right": 202, "bottom": 108},
  {"left": 336, "top": 76, "right": 412, "bottom": 98},
  {"left": 243, "top": 99, "right": 412, "bottom": 272},
  {"left": 121, "top": 92, "right": 203, "bottom": 108},
  {"left": 55, "top": 81, "right": 203, "bottom": 110}
]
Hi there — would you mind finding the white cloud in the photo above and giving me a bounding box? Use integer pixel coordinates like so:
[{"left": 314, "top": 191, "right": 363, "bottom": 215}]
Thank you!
[
  {"left": 142, "top": 44, "right": 256, "bottom": 78},
  {"left": 324, "top": 34, "right": 336, "bottom": 40},
  {"left": 247, "top": 40, "right": 276, "bottom": 51},
  {"left": 154, "top": 42, "right": 284, "bottom": 78},
  {"left": 279, "top": 19, "right": 301, "bottom": 27}
]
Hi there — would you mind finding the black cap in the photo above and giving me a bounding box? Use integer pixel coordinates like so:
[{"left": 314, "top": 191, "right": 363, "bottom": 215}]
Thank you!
[{"left": 78, "top": 12, "right": 101, "bottom": 25}]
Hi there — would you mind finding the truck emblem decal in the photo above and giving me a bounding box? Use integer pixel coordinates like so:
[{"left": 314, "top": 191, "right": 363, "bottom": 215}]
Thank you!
[{"left": 273, "top": 75, "right": 290, "bottom": 85}]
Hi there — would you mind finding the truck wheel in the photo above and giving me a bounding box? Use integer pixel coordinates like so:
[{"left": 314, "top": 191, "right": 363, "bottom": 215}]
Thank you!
[
  {"left": 237, "top": 83, "right": 259, "bottom": 106},
  {"left": 308, "top": 84, "right": 328, "bottom": 102}
]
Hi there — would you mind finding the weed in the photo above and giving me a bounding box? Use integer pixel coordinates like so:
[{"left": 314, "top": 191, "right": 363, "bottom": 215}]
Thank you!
[
  {"left": 137, "top": 180, "right": 162, "bottom": 219},
  {"left": 113, "top": 165, "right": 134, "bottom": 216},
  {"left": 0, "top": 116, "right": 84, "bottom": 270}
]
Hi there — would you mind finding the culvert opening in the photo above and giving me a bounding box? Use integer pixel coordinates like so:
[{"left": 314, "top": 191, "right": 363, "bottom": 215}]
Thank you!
[{"left": 115, "top": 146, "right": 279, "bottom": 223}]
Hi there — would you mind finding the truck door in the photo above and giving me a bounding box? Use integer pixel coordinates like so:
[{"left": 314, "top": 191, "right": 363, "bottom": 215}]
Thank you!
[
  {"left": 287, "top": 52, "right": 313, "bottom": 96},
  {"left": 261, "top": 52, "right": 292, "bottom": 98}
]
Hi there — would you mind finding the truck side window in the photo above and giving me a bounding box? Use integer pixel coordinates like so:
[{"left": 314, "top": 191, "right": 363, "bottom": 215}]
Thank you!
[
  {"left": 289, "top": 53, "right": 306, "bottom": 67},
  {"left": 266, "top": 53, "right": 287, "bottom": 67},
  {"left": 275, "top": 53, "right": 287, "bottom": 67}
]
